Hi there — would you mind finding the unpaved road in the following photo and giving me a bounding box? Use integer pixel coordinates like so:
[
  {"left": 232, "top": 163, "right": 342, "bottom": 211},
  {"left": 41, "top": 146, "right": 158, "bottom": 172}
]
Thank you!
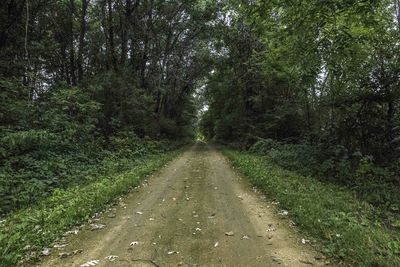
[{"left": 37, "top": 143, "right": 330, "bottom": 267}]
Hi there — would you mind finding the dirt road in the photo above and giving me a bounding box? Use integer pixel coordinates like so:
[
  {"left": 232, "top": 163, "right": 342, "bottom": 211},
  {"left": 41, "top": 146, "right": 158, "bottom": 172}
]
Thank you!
[{"left": 38, "top": 143, "right": 329, "bottom": 267}]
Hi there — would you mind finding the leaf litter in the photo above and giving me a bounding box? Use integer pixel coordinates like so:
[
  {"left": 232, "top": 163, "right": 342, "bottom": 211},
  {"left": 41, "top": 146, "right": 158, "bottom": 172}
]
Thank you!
[{"left": 80, "top": 260, "right": 99, "bottom": 267}]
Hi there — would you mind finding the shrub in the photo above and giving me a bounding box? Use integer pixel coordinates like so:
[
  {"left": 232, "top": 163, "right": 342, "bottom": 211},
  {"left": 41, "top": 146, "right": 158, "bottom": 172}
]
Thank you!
[{"left": 248, "top": 139, "right": 279, "bottom": 153}]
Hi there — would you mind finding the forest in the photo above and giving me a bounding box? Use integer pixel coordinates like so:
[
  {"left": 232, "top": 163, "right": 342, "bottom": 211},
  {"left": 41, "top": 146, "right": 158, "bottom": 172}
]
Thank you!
[{"left": 1, "top": 0, "right": 400, "bottom": 266}]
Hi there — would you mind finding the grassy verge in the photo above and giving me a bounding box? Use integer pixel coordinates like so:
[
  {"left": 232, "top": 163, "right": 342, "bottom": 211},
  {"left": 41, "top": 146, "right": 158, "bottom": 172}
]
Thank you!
[
  {"left": 0, "top": 148, "right": 183, "bottom": 267},
  {"left": 223, "top": 149, "right": 400, "bottom": 267}
]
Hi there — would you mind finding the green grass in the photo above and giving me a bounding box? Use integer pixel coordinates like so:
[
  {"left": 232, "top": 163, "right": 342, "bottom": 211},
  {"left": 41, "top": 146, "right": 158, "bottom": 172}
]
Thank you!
[
  {"left": 223, "top": 149, "right": 400, "bottom": 267},
  {"left": 0, "top": 148, "right": 183, "bottom": 267}
]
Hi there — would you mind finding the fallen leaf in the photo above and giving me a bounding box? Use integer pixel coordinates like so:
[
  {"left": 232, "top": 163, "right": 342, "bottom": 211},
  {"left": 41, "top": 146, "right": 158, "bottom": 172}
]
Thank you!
[
  {"left": 136, "top": 211, "right": 143, "bottom": 215},
  {"left": 130, "top": 241, "right": 139, "bottom": 246},
  {"left": 241, "top": 235, "right": 250, "bottom": 239},
  {"left": 225, "top": 231, "right": 234, "bottom": 236},
  {"left": 73, "top": 249, "right": 83, "bottom": 255},
  {"left": 64, "top": 229, "right": 79, "bottom": 235},
  {"left": 214, "top": 242, "right": 219, "bottom": 247},
  {"left": 80, "top": 260, "right": 99, "bottom": 267},
  {"left": 59, "top": 252, "right": 71, "bottom": 258},
  {"left": 299, "top": 259, "right": 314, "bottom": 265},
  {"left": 105, "top": 255, "right": 118, "bottom": 261},
  {"left": 53, "top": 244, "right": 67, "bottom": 248},
  {"left": 90, "top": 224, "right": 106, "bottom": 230},
  {"left": 41, "top": 248, "right": 51, "bottom": 256},
  {"left": 278, "top": 210, "right": 289, "bottom": 216}
]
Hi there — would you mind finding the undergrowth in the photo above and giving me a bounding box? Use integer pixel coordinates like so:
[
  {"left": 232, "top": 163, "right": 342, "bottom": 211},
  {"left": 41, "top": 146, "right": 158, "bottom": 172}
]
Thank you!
[
  {"left": 223, "top": 149, "right": 400, "bottom": 267},
  {"left": 0, "top": 147, "right": 183, "bottom": 267}
]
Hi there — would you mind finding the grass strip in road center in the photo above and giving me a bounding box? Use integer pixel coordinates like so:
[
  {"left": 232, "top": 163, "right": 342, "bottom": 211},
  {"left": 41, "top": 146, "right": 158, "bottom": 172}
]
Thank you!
[{"left": 222, "top": 149, "right": 400, "bottom": 267}]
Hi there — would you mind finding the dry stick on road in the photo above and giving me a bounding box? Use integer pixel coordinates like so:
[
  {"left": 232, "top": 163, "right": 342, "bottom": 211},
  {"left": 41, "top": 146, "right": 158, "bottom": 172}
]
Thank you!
[{"left": 38, "top": 143, "right": 329, "bottom": 267}]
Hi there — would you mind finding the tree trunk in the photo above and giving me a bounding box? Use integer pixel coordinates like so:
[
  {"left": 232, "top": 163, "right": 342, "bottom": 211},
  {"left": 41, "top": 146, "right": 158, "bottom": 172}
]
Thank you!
[
  {"left": 77, "top": 0, "right": 89, "bottom": 83},
  {"left": 69, "top": 0, "right": 77, "bottom": 86},
  {"left": 395, "top": 0, "right": 400, "bottom": 26},
  {"left": 107, "top": 0, "right": 117, "bottom": 70},
  {"left": 120, "top": 0, "right": 132, "bottom": 65}
]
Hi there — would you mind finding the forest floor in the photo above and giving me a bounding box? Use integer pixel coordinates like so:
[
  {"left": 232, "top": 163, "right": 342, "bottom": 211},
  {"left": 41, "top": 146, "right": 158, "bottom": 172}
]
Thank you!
[{"left": 35, "top": 142, "right": 330, "bottom": 267}]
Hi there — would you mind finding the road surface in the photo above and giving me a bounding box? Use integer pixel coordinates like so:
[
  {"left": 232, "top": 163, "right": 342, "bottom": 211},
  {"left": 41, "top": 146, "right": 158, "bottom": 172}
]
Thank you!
[{"left": 37, "top": 143, "right": 329, "bottom": 267}]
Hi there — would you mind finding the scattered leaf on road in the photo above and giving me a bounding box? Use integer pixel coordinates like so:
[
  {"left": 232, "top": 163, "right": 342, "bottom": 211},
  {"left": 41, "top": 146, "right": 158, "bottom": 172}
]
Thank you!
[
  {"left": 278, "top": 210, "right": 289, "bottom": 216},
  {"left": 53, "top": 243, "right": 67, "bottom": 248},
  {"left": 59, "top": 252, "right": 71, "bottom": 258},
  {"left": 299, "top": 259, "right": 314, "bottom": 265},
  {"left": 214, "top": 242, "right": 219, "bottom": 247},
  {"left": 64, "top": 229, "right": 79, "bottom": 236},
  {"left": 225, "top": 231, "right": 234, "bottom": 236},
  {"left": 41, "top": 248, "right": 51, "bottom": 256},
  {"left": 90, "top": 224, "right": 106, "bottom": 230},
  {"left": 105, "top": 255, "right": 118, "bottom": 261},
  {"left": 73, "top": 249, "right": 83, "bottom": 255},
  {"left": 80, "top": 260, "right": 99, "bottom": 267}
]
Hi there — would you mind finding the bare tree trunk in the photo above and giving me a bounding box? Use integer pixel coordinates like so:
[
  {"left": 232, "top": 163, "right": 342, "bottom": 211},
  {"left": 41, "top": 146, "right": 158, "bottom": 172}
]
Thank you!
[
  {"left": 61, "top": 44, "right": 70, "bottom": 85},
  {"left": 395, "top": 0, "right": 400, "bottom": 26},
  {"left": 107, "top": 0, "right": 117, "bottom": 70},
  {"left": 77, "top": 0, "right": 89, "bottom": 83},
  {"left": 141, "top": 0, "right": 153, "bottom": 87},
  {"left": 120, "top": 0, "right": 132, "bottom": 65},
  {"left": 304, "top": 87, "right": 311, "bottom": 135},
  {"left": 69, "top": 0, "right": 77, "bottom": 86}
]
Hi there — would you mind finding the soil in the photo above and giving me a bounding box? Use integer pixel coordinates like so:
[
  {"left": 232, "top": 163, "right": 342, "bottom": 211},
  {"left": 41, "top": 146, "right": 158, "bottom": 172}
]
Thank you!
[{"left": 37, "top": 142, "right": 331, "bottom": 267}]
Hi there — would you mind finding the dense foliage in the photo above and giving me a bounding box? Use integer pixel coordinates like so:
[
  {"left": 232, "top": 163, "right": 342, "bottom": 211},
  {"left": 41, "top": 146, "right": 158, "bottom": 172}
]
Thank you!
[
  {"left": 202, "top": 1, "right": 400, "bottom": 159},
  {"left": 0, "top": 0, "right": 220, "bottom": 215},
  {"left": 2, "top": 0, "right": 400, "bottom": 265},
  {"left": 200, "top": 0, "right": 400, "bottom": 220}
]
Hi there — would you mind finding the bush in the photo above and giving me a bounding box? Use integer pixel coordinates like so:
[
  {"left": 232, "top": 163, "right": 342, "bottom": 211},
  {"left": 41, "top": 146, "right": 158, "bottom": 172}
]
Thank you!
[
  {"left": 0, "top": 130, "right": 58, "bottom": 158},
  {"left": 245, "top": 139, "right": 400, "bottom": 232},
  {"left": 0, "top": 128, "right": 180, "bottom": 215},
  {"left": 248, "top": 139, "right": 279, "bottom": 153}
]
